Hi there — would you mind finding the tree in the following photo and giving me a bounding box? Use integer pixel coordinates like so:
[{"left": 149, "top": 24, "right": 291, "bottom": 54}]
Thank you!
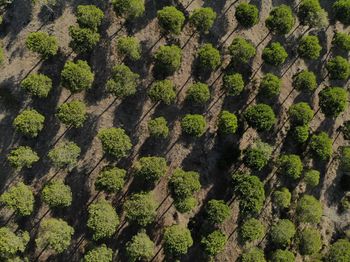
[
  {"left": 218, "top": 110, "right": 238, "bottom": 135},
  {"left": 235, "top": 3, "right": 259, "bottom": 28},
  {"left": 262, "top": 42, "right": 288, "bottom": 66},
  {"left": 84, "top": 244, "right": 113, "bottom": 262},
  {"left": 20, "top": 73, "right": 52, "bottom": 98},
  {"left": 270, "top": 249, "right": 295, "bottom": 262},
  {"left": 48, "top": 141, "right": 81, "bottom": 169},
  {"left": 265, "top": 5, "right": 295, "bottom": 35},
  {"left": 333, "top": 32, "right": 350, "bottom": 51},
  {"left": 181, "top": 114, "right": 206, "bottom": 137},
  {"left": 61, "top": 60, "right": 94, "bottom": 93},
  {"left": 292, "top": 70, "right": 317, "bottom": 92},
  {"left": 133, "top": 156, "right": 167, "bottom": 184},
  {"left": 319, "top": 87, "right": 348, "bottom": 118},
  {"left": 148, "top": 80, "right": 176, "bottom": 105},
  {"left": 241, "top": 248, "right": 266, "bottom": 262},
  {"left": 326, "top": 56, "right": 350, "bottom": 80},
  {"left": 190, "top": 7, "right": 217, "bottom": 33},
  {"left": 13, "top": 109, "right": 45, "bottom": 138},
  {"left": 270, "top": 219, "right": 296, "bottom": 247},
  {"left": 292, "top": 125, "right": 309, "bottom": 144},
  {"left": 97, "top": 127, "right": 132, "bottom": 159},
  {"left": 298, "top": 227, "right": 322, "bottom": 255},
  {"left": 186, "top": 82, "right": 210, "bottom": 104},
  {"left": 304, "top": 169, "right": 320, "bottom": 188},
  {"left": 0, "top": 227, "right": 29, "bottom": 259},
  {"left": 243, "top": 140, "right": 272, "bottom": 171},
  {"left": 244, "top": 103, "right": 276, "bottom": 131},
  {"left": 95, "top": 166, "right": 126, "bottom": 193},
  {"left": 7, "top": 146, "right": 39, "bottom": 170},
  {"left": 296, "top": 194, "right": 322, "bottom": 224},
  {"left": 25, "top": 31, "right": 58, "bottom": 58},
  {"left": 310, "top": 132, "right": 332, "bottom": 160},
  {"left": 126, "top": 231, "right": 155, "bottom": 262},
  {"left": 116, "top": 36, "right": 141, "bottom": 61},
  {"left": 36, "top": 218, "right": 74, "bottom": 254},
  {"left": 173, "top": 196, "right": 197, "bottom": 213},
  {"left": 259, "top": 73, "right": 281, "bottom": 99},
  {"left": 298, "top": 0, "right": 328, "bottom": 28},
  {"left": 106, "top": 64, "right": 139, "bottom": 99},
  {"left": 240, "top": 218, "right": 265, "bottom": 243},
  {"left": 197, "top": 43, "right": 221, "bottom": 71},
  {"left": 228, "top": 37, "right": 256, "bottom": 64},
  {"left": 112, "top": 0, "right": 145, "bottom": 19},
  {"left": 327, "top": 239, "right": 350, "bottom": 262},
  {"left": 334, "top": 0, "right": 350, "bottom": 25},
  {"left": 223, "top": 73, "right": 244, "bottom": 96},
  {"left": 42, "top": 180, "right": 72, "bottom": 208},
  {"left": 163, "top": 225, "right": 193, "bottom": 258},
  {"left": 168, "top": 168, "right": 201, "bottom": 200},
  {"left": 201, "top": 230, "right": 227, "bottom": 257},
  {"left": 148, "top": 117, "right": 169, "bottom": 138},
  {"left": 154, "top": 45, "right": 182, "bottom": 76},
  {"left": 68, "top": 26, "right": 100, "bottom": 53},
  {"left": 56, "top": 100, "right": 87, "bottom": 128},
  {"left": 124, "top": 192, "right": 157, "bottom": 227},
  {"left": 273, "top": 187, "right": 291, "bottom": 209},
  {"left": 76, "top": 5, "right": 104, "bottom": 31},
  {"left": 157, "top": 6, "right": 185, "bottom": 35},
  {"left": 288, "top": 102, "right": 313, "bottom": 126},
  {"left": 278, "top": 154, "right": 303, "bottom": 180},
  {"left": 298, "top": 35, "right": 322, "bottom": 60},
  {"left": 205, "top": 199, "right": 231, "bottom": 225}
]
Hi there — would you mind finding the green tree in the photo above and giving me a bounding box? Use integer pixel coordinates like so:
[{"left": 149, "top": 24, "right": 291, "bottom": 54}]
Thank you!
[
  {"left": 223, "top": 73, "right": 244, "bottom": 96},
  {"left": 270, "top": 219, "right": 296, "bottom": 247},
  {"left": 76, "top": 5, "right": 104, "bottom": 31},
  {"left": 298, "top": 35, "right": 322, "bottom": 60},
  {"left": 298, "top": 227, "right": 322, "bottom": 255},
  {"left": 270, "top": 249, "right": 295, "bottom": 262},
  {"left": 169, "top": 168, "right": 201, "bottom": 200},
  {"left": 304, "top": 169, "right": 320, "bottom": 188},
  {"left": 327, "top": 239, "right": 350, "bottom": 262},
  {"left": 218, "top": 110, "right": 238, "bottom": 135},
  {"left": 181, "top": 114, "right": 206, "bottom": 137},
  {"left": 148, "top": 117, "right": 169, "bottom": 138},
  {"left": 292, "top": 70, "right": 317, "bottom": 92},
  {"left": 116, "top": 36, "right": 141, "bottom": 61},
  {"left": 262, "top": 42, "right": 288, "bottom": 66},
  {"left": 244, "top": 103, "right": 276, "bottom": 131},
  {"left": 157, "top": 6, "right": 185, "bottom": 35},
  {"left": 292, "top": 125, "right": 309, "bottom": 144},
  {"left": 112, "top": 0, "right": 145, "bottom": 19},
  {"left": 298, "top": 0, "right": 328, "bottom": 28},
  {"left": 56, "top": 100, "right": 87, "bottom": 128},
  {"left": 69, "top": 26, "right": 100, "bottom": 53},
  {"left": 95, "top": 166, "right": 126, "bottom": 193},
  {"left": 296, "top": 194, "right": 323, "bottom": 224},
  {"left": 319, "top": 87, "right": 348, "bottom": 118},
  {"left": 133, "top": 156, "right": 167, "bottom": 184},
  {"left": 309, "top": 132, "right": 332, "bottom": 160},
  {"left": 241, "top": 248, "right": 266, "bottom": 262},
  {"left": 190, "top": 7, "right": 216, "bottom": 33},
  {"left": 243, "top": 140, "right": 272, "bottom": 171},
  {"left": 84, "top": 244, "right": 113, "bottom": 262},
  {"left": 197, "top": 43, "right": 221, "bottom": 71},
  {"left": 205, "top": 199, "right": 231, "bottom": 225},
  {"left": 13, "top": 109, "right": 45, "bottom": 138},
  {"left": 265, "top": 5, "right": 295, "bottom": 35},
  {"left": 154, "top": 45, "right": 182, "bottom": 76},
  {"left": 186, "top": 82, "right": 210, "bottom": 104},
  {"left": 334, "top": 0, "right": 350, "bottom": 25},
  {"left": 7, "top": 146, "right": 39, "bottom": 170},
  {"left": 48, "top": 141, "right": 81, "bottom": 169},
  {"left": 326, "top": 56, "right": 350, "bottom": 80},
  {"left": 126, "top": 231, "right": 155, "bottom": 262},
  {"left": 163, "top": 225, "right": 193, "bottom": 258},
  {"left": 273, "top": 187, "right": 291, "bottom": 209},
  {"left": 288, "top": 102, "right": 313, "bottom": 126},
  {"left": 0, "top": 227, "right": 29, "bottom": 259},
  {"left": 42, "top": 180, "right": 72, "bottom": 208},
  {"left": 148, "top": 80, "right": 176, "bottom": 105},
  {"left": 259, "top": 73, "right": 281, "bottom": 99},
  {"left": 61, "top": 60, "right": 94, "bottom": 93},
  {"left": 21, "top": 73, "right": 52, "bottom": 98},
  {"left": 201, "top": 230, "right": 227, "bottom": 257},
  {"left": 240, "top": 218, "right": 265, "bottom": 243},
  {"left": 25, "top": 31, "right": 58, "bottom": 58},
  {"left": 235, "top": 3, "right": 259, "bottom": 28},
  {"left": 278, "top": 154, "right": 303, "bottom": 180},
  {"left": 333, "top": 32, "right": 350, "bottom": 51},
  {"left": 173, "top": 196, "right": 197, "bottom": 214},
  {"left": 97, "top": 127, "right": 132, "bottom": 159},
  {"left": 228, "top": 37, "right": 256, "bottom": 64}
]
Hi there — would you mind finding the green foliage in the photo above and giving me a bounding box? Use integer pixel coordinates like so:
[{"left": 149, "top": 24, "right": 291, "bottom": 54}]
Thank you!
[
  {"left": 190, "top": 7, "right": 216, "bottom": 33},
  {"left": 163, "top": 225, "right": 193, "bottom": 258},
  {"left": 148, "top": 80, "right": 176, "bottom": 105},
  {"left": 235, "top": 3, "right": 259, "bottom": 28},
  {"left": 310, "top": 132, "right": 332, "bottom": 160},
  {"left": 270, "top": 249, "right": 295, "bottom": 262},
  {"left": 87, "top": 199, "right": 119, "bottom": 240},
  {"left": 36, "top": 218, "right": 74, "bottom": 253},
  {"left": 218, "top": 110, "right": 238, "bottom": 135},
  {"left": 298, "top": 0, "right": 328, "bottom": 28},
  {"left": 186, "top": 82, "right": 210, "bottom": 104},
  {"left": 157, "top": 6, "right": 185, "bottom": 35},
  {"left": 298, "top": 227, "right": 322, "bottom": 255},
  {"left": 304, "top": 169, "right": 320, "bottom": 188},
  {"left": 278, "top": 154, "right": 303, "bottom": 180},
  {"left": 244, "top": 103, "right": 276, "bottom": 131},
  {"left": 57, "top": 100, "right": 87, "bottom": 128},
  {"left": 95, "top": 166, "right": 126, "bottom": 193},
  {"left": 262, "top": 42, "right": 288, "bottom": 66},
  {"left": 333, "top": 32, "right": 350, "bottom": 51},
  {"left": 68, "top": 26, "right": 100, "bottom": 53},
  {"left": 116, "top": 36, "right": 141, "bottom": 61},
  {"left": 273, "top": 187, "right": 291, "bottom": 209},
  {"left": 288, "top": 102, "right": 313, "bottom": 126},
  {"left": 0, "top": 227, "right": 29, "bottom": 259},
  {"left": 270, "top": 219, "right": 296, "bottom": 247},
  {"left": 106, "top": 64, "right": 139, "bottom": 99},
  {"left": 241, "top": 248, "right": 266, "bottom": 262},
  {"left": 296, "top": 194, "right": 322, "bottom": 224},
  {"left": 7, "top": 146, "right": 39, "bottom": 170},
  {"left": 126, "top": 231, "right": 155, "bottom": 262},
  {"left": 240, "top": 218, "right": 265, "bottom": 243},
  {"left": 259, "top": 73, "right": 281, "bottom": 99},
  {"left": 134, "top": 156, "right": 167, "bottom": 184},
  {"left": 181, "top": 114, "right": 206, "bottom": 137},
  {"left": 154, "top": 45, "right": 182, "bottom": 76},
  {"left": 243, "top": 140, "right": 272, "bottom": 171},
  {"left": 223, "top": 73, "right": 244, "bottom": 96},
  {"left": 112, "top": 0, "right": 145, "bottom": 19},
  {"left": 326, "top": 56, "right": 350, "bottom": 80},
  {"left": 61, "top": 60, "right": 94, "bottom": 93},
  {"left": 292, "top": 70, "right": 317, "bottom": 92},
  {"left": 25, "top": 31, "right": 58, "bottom": 58},
  {"left": 42, "top": 180, "right": 72, "bottom": 208},
  {"left": 292, "top": 125, "right": 309, "bottom": 144},
  {"left": 334, "top": 0, "right": 350, "bottom": 25},
  {"left": 97, "top": 127, "right": 132, "bottom": 159},
  {"left": 228, "top": 37, "right": 256, "bottom": 64},
  {"left": 319, "top": 87, "right": 348, "bottom": 118},
  {"left": 48, "top": 141, "right": 81, "bottom": 169},
  {"left": 13, "top": 109, "right": 45, "bottom": 138},
  {"left": 76, "top": 5, "right": 104, "bottom": 31},
  {"left": 197, "top": 43, "right": 221, "bottom": 71},
  {"left": 265, "top": 5, "right": 295, "bottom": 35},
  {"left": 205, "top": 199, "right": 231, "bottom": 225},
  {"left": 148, "top": 117, "right": 169, "bottom": 138},
  {"left": 298, "top": 35, "right": 322, "bottom": 60},
  {"left": 84, "top": 244, "right": 113, "bottom": 262},
  {"left": 169, "top": 168, "right": 201, "bottom": 200},
  {"left": 21, "top": 73, "right": 52, "bottom": 98},
  {"left": 173, "top": 196, "right": 197, "bottom": 213},
  {"left": 327, "top": 239, "right": 350, "bottom": 262},
  {"left": 201, "top": 230, "right": 227, "bottom": 257}
]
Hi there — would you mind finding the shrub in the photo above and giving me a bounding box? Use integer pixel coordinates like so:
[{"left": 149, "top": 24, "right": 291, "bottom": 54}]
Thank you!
[
  {"left": 223, "top": 73, "right": 244, "bottom": 96},
  {"left": 48, "top": 141, "right": 81, "bottom": 169},
  {"left": 61, "top": 60, "right": 94, "bottom": 93},
  {"left": 259, "top": 73, "right": 281, "bottom": 99},
  {"left": 327, "top": 239, "right": 350, "bottom": 261},
  {"left": 296, "top": 194, "right": 323, "bottom": 224},
  {"left": 0, "top": 227, "right": 29, "bottom": 259},
  {"left": 229, "top": 37, "right": 256, "bottom": 64},
  {"left": 36, "top": 218, "right": 74, "bottom": 254},
  {"left": 241, "top": 248, "right": 266, "bottom": 262},
  {"left": 201, "top": 230, "right": 227, "bottom": 257},
  {"left": 304, "top": 169, "right": 320, "bottom": 187},
  {"left": 163, "top": 225, "right": 193, "bottom": 258},
  {"left": 106, "top": 64, "right": 139, "bottom": 99},
  {"left": 278, "top": 154, "right": 303, "bottom": 180},
  {"left": 97, "top": 127, "right": 132, "bottom": 159},
  {"left": 310, "top": 132, "right": 332, "bottom": 160},
  {"left": 7, "top": 146, "right": 39, "bottom": 170},
  {"left": 319, "top": 87, "right": 348, "bottom": 118},
  {"left": 173, "top": 196, "right": 197, "bottom": 213},
  {"left": 298, "top": 0, "right": 328, "bottom": 28},
  {"left": 148, "top": 117, "right": 169, "bottom": 138},
  {"left": 154, "top": 45, "right": 182, "bottom": 76},
  {"left": 270, "top": 219, "right": 296, "bottom": 247},
  {"left": 298, "top": 35, "right": 322, "bottom": 60},
  {"left": 68, "top": 26, "right": 100, "bottom": 53},
  {"left": 134, "top": 156, "right": 167, "bottom": 184},
  {"left": 13, "top": 109, "right": 45, "bottom": 138},
  {"left": 218, "top": 110, "right": 238, "bottom": 135},
  {"left": 56, "top": 100, "right": 87, "bottom": 128},
  {"left": 190, "top": 7, "right": 217, "bottom": 33},
  {"left": 205, "top": 199, "right": 231, "bottom": 225},
  {"left": 197, "top": 43, "right": 221, "bottom": 71},
  {"left": 243, "top": 140, "right": 272, "bottom": 171},
  {"left": 95, "top": 166, "right": 126, "bottom": 193},
  {"left": 84, "top": 245, "right": 113, "bottom": 262},
  {"left": 116, "top": 36, "right": 141, "bottom": 60},
  {"left": 126, "top": 231, "right": 155, "bottom": 262},
  {"left": 186, "top": 82, "right": 210, "bottom": 104},
  {"left": 244, "top": 103, "right": 276, "bottom": 131},
  {"left": 298, "top": 227, "right": 322, "bottom": 255},
  {"left": 273, "top": 187, "right": 291, "bottom": 209},
  {"left": 270, "top": 249, "right": 295, "bottom": 262},
  {"left": 262, "top": 42, "right": 288, "bottom": 66},
  {"left": 148, "top": 80, "right": 176, "bottom": 105},
  {"left": 169, "top": 168, "right": 201, "bottom": 200},
  {"left": 21, "top": 73, "right": 52, "bottom": 98},
  {"left": 42, "top": 180, "right": 72, "bottom": 208},
  {"left": 181, "top": 114, "right": 206, "bottom": 137},
  {"left": 292, "top": 70, "right": 317, "bottom": 92},
  {"left": 326, "top": 56, "right": 350, "bottom": 80},
  {"left": 333, "top": 32, "right": 350, "bottom": 51},
  {"left": 292, "top": 125, "right": 309, "bottom": 144},
  {"left": 25, "top": 31, "right": 58, "bottom": 58},
  {"left": 240, "top": 218, "right": 265, "bottom": 243},
  {"left": 112, "top": 0, "right": 145, "bottom": 19},
  {"left": 334, "top": 0, "right": 350, "bottom": 25},
  {"left": 76, "top": 5, "right": 104, "bottom": 31},
  {"left": 288, "top": 102, "right": 313, "bottom": 126},
  {"left": 265, "top": 5, "right": 295, "bottom": 35},
  {"left": 235, "top": 3, "right": 259, "bottom": 28},
  {"left": 157, "top": 6, "right": 185, "bottom": 35},
  {"left": 0, "top": 182, "right": 34, "bottom": 216}
]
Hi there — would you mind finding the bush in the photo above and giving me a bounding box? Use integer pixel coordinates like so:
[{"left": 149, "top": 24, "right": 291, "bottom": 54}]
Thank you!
[
  {"left": 298, "top": 0, "right": 328, "bottom": 28},
  {"left": 134, "top": 156, "right": 167, "bottom": 184},
  {"left": 205, "top": 199, "right": 231, "bottom": 225},
  {"left": 126, "top": 231, "right": 155, "bottom": 262},
  {"left": 310, "top": 132, "right": 332, "bottom": 160},
  {"left": 157, "top": 6, "right": 185, "bottom": 35},
  {"left": 61, "top": 60, "right": 94, "bottom": 93},
  {"left": 69, "top": 26, "right": 100, "bottom": 53},
  {"left": 235, "top": 3, "right": 259, "bottom": 28},
  {"left": 243, "top": 140, "right": 272, "bottom": 171},
  {"left": 223, "top": 73, "right": 244, "bottom": 96},
  {"left": 218, "top": 110, "right": 238, "bottom": 135},
  {"left": 259, "top": 73, "right": 281, "bottom": 99},
  {"left": 244, "top": 103, "right": 276, "bottom": 131},
  {"left": 327, "top": 239, "right": 350, "bottom": 261},
  {"left": 197, "top": 43, "right": 221, "bottom": 71},
  {"left": 154, "top": 45, "right": 182, "bottom": 76},
  {"left": 116, "top": 36, "right": 141, "bottom": 60},
  {"left": 262, "top": 42, "right": 288, "bottom": 66},
  {"left": 298, "top": 35, "right": 322, "bottom": 60},
  {"left": 288, "top": 102, "right": 313, "bottom": 126},
  {"left": 240, "top": 218, "right": 265, "bottom": 243},
  {"left": 106, "top": 64, "right": 139, "bottom": 99},
  {"left": 56, "top": 100, "right": 87, "bottom": 128},
  {"left": 241, "top": 248, "right": 266, "bottom": 262},
  {"left": 298, "top": 227, "right": 322, "bottom": 255},
  {"left": 36, "top": 218, "right": 74, "bottom": 254},
  {"left": 190, "top": 7, "right": 217, "bottom": 33},
  {"left": 148, "top": 80, "right": 176, "bottom": 105},
  {"left": 319, "top": 87, "right": 348, "bottom": 118},
  {"left": 95, "top": 166, "right": 126, "bottom": 193},
  {"left": 124, "top": 192, "right": 157, "bottom": 227},
  {"left": 201, "top": 230, "right": 227, "bottom": 257},
  {"left": 148, "top": 117, "right": 169, "bottom": 138},
  {"left": 169, "top": 168, "right": 201, "bottom": 200},
  {"left": 292, "top": 125, "right": 309, "bottom": 143},
  {"left": 326, "top": 56, "right": 350, "bottom": 80},
  {"left": 0, "top": 182, "right": 34, "bottom": 216},
  {"left": 42, "top": 180, "right": 72, "bottom": 208},
  {"left": 334, "top": 0, "right": 350, "bottom": 25},
  {"left": 163, "top": 225, "right": 193, "bottom": 258},
  {"left": 273, "top": 187, "right": 291, "bottom": 209},
  {"left": 97, "top": 127, "right": 132, "bottom": 159},
  {"left": 84, "top": 245, "right": 113, "bottom": 262},
  {"left": 292, "top": 70, "right": 317, "bottom": 92},
  {"left": 181, "top": 114, "right": 206, "bottom": 137},
  {"left": 333, "top": 32, "right": 350, "bottom": 51},
  {"left": 296, "top": 194, "right": 323, "bottom": 224},
  {"left": 76, "top": 5, "right": 104, "bottom": 31},
  {"left": 304, "top": 169, "right": 320, "bottom": 187},
  {"left": 186, "top": 82, "right": 210, "bottom": 104},
  {"left": 278, "top": 154, "right": 303, "bottom": 180},
  {"left": 270, "top": 249, "right": 295, "bottom": 262},
  {"left": 25, "top": 31, "right": 58, "bottom": 58},
  {"left": 7, "top": 146, "right": 39, "bottom": 170},
  {"left": 265, "top": 5, "right": 295, "bottom": 35},
  {"left": 229, "top": 37, "right": 256, "bottom": 64},
  {"left": 13, "top": 109, "right": 45, "bottom": 138},
  {"left": 270, "top": 219, "right": 296, "bottom": 247},
  {"left": 173, "top": 196, "right": 197, "bottom": 213},
  {"left": 0, "top": 227, "right": 29, "bottom": 259},
  {"left": 48, "top": 141, "right": 81, "bottom": 169},
  {"left": 21, "top": 73, "right": 52, "bottom": 98},
  {"left": 112, "top": 0, "right": 145, "bottom": 19}
]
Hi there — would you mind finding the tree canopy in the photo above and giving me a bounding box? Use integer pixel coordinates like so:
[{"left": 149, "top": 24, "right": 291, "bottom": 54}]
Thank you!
[
  {"left": 133, "top": 156, "right": 167, "bottom": 184},
  {"left": 112, "top": 0, "right": 145, "bottom": 19},
  {"left": 95, "top": 166, "right": 126, "bottom": 193},
  {"left": 262, "top": 42, "right": 288, "bottom": 66},
  {"left": 244, "top": 104, "right": 276, "bottom": 131},
  {"left": 7, "top": 146, "right": 39, "bottom": 170},
  {"left": 205, "top": 199, "right": 231, "bottom": 225},
  {"left": 25, "top": 31, "right": 58, "bottom": 58},
  {"left": 13, "top": 109, "right": 45, "bottom": 138},
  {"left": 126, "top": 231, "right": 155, "bottom": 262},
  {"left": 154, "top": 45, "right": 182, "bottom": 76},
  {"left": 97, "top": 127, "right": 132, "bottom": 159},
  {"left": 229, "top": 37, "right": 256, "bottom": 64},
  {"left": 83, "top": 244, "right": 113, "bottom": 262},
  {"left": 42, "top": 180, "right": 72, "bottom": 208},
  {"left": 116, "top": 36, "right": 141, "bottom": 61},
  {"left": 296, "top": 194, "right": 323, "bottom": 224},
  {"left": 201, "top": 230, "right": 227, "bottom": 257},
  {"left": 48, "top": 141, "right": 81, "bottom": 169},
  {"left": 163, "top": 225, "right": 193, "bottom": 258},
  {"left": 61, "top": 60, "right": 94, "bottom": 93},
  {"left": 56, "top": 100, "right": 87, "bottom": 128},
  {"left": 265, "top": 5, "right": 295, "bottom": 35},
  {"left": 181, "top": 114, "right": 206, "bottom": 137},
  {"left": 157, "top": 6, "right": 185, "bottom": 35},
  {"left": 190, "top": 7, "right": 217, "bottom": 33},
  {"left": 148, "top": 80, "right": 176, "bottom": 105},
  {"left": 270, "top": 219, "right": 296, "bottom": 247},
  {"left": 235, "top": 3, "right": 259, "bottom": 28},
  {"left": 319, "top": 87, "right": 348, "bottom": 118},
  {"left": 243, "top": 140, "right": 272, "bottom": 171},
  {"left": 21, "top": 73, "right": 52, "bottom": 98},
  {"left": 309, "top": 132, "right": 333, "bottom": 160},
  {"left": 0, "top": 227, "right": 29, "bottom": 259}
]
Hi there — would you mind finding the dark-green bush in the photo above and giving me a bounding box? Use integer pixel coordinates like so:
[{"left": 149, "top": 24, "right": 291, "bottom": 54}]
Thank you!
[
  {"left": 327, "top": 239, "right": 350, "bottom": 262},
  {"left": 97, "top": 127, "right": 132, "bottom": 159},
  {"left": 270, "top": 249, "right": 295, "bottom": 262},
  {"left": 25, "top": 31, "right": 58, "bottom": 58},
  {"left": 278, "top": 154, "right": 303, "bottom": 180},
  {"left": 270, "top": 219, "right": 296, "bottom": 247},
  {"left": 48, "top": 141, "right": 81, "bottom": 169},
  {"left": 42, "top": 180, "right": 72, "bottom": 208},
  {"left": 262, "top": 42, "right": 288, "bottom": 66},
  {"left": 310, "top": 132, "right": 332, "bottom": 160},
  {"left": 95, "top": 166, "right": 126, "bottom": 193},
  {"left": 298, "top": 227, "right": 322, "bottom": 255},
  {"left": 243, "top": 140, "right": 272, "bottom": 171},
  {"left": 240, "top": 218, "right": 265, "bottom": 243},
  {"left": 205, "top": 199, "right": 231, "bottom": 225},
  {"left": 168, "top": 168, "right": 201, "bottom": 200},
  {"left": 7, "top": 146, "right": 39, "bottom": 170},
  {"left": 163, "top": 225, "right": 193, "bottom": 258},
  {"left": 61, "top": 60, "right": 94, "bottom": 93},
  {"left": 112, "top": 0, "right": 145, "bottom": 19},
  {"left": 235, "top": 3, "right": 259, "bottom": 28},
  {"left": 56, "top": 100, "right": 87, "bottom": 128},
  {"left": 13, "top": 109, "right": 45, "bottom": 138},
  {"left": 186, "top": 82, "right": 210, "bottom": 104},
  {"left": 148, "top": 117, "right": 169, "bottom": 138},
  {"left": 197, "top": 43, "right": 221, "bottom": 71},
  {"left": 334, "top": 0, "right": 350, "bottom": 25},
  {"left": 319, "top": 87, "right": 348, "bottom": 117},
  {"left": 288, "top": 102, "right": 314, "bottom": 126},
  {"left": 292, "top": 125, "right": 309, "bottom": 144},
  {"left": 148, "top": 80, "right": 176, "bottom": 105},
  {"left": 68, "top": 26, "right": 100, "bottom": 53},
  {"left": 218, "top": 110, "right": 238, "bottom": 135},
  {"left": 154, "top": 45, "right": 182, "bottom": 76},
  {"left": 229, "top": 37, "right": 256, "bottom": 64},
  {"left": 292, "top": 70, "right": 317, "bottom": 92},
  {"left": 259, "top": 73, "right": 281, "bottom": 99},
  {"left": 133, "top": 156, "right": 167, "bottom": 184},
  {"left": 273, "top": 187, "right": 291, "bottom": 209},
  {"left": 223, "top": 72, "right": 244, "bottom": 96},
  {"left": 201, "top": 230, "right": 227, "bottom": 257},
  {"left": 21, "top": 73, "right": 52, "bottom": 98},
  {"left": 126, "top": 231, "right": 155, "bottom": 262},
  {"left": 181, "top": 114, "right": 206, "bottom": 137},
  {"left": 157, "top": 6, "right": 185, "bottom": 35},
  {"left": 244, "top": 103, "right": 276, "bottom": 131},
  {"left": 265, "top": 5, "right": 295, "bottom": 35},
  {"left": 298, "top": 0, "right": 328, "bottom": 28},
  {"left": 326, "top": 56, "right": 350, "bottom": 80},
  {"left": 296, "top": 194, "right": 322, "bottom": 224},
  {"left": 76, "top": 5, "right": 104, "bottom": 31},
  {"left": 116, "top": 36, "right": 141, "bottom": 60},
  {"left": 304, "top": 169, "right": 320, "bottom": 188},
  {"left": 190, "top": 7, "right": 217, "bottom": 33},
  {"left": 298, "top": 35, "right": 322, "bottom": 60},
  {"left": 333, "top": 32, "right": 350, "bottom": 51}
]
